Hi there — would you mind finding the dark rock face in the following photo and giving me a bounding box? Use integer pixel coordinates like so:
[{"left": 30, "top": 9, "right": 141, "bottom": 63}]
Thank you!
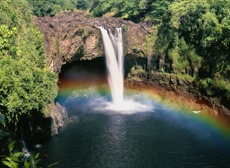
[
  {"left": 48, "top": 102, "right": 68, "bottom": 136},
  {"left": 17, "top": 103, "right": 68, "bottom": 146},
  {"left": 33, "top": 10, "right": 148, "bottom": 73}
]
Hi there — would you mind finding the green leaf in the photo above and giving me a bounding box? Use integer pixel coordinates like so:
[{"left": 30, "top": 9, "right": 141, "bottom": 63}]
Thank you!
[
  {"left": 2, "top": 156, "right": 19, "bottom": 168},
  {"left": 47, "top": 162, "right": 59, "bottom": 168},
  {"left": 8, "top": 141, "right": 16, "bottom": 153},
  {"left": 13, "top": 152, "right": 23, "bottom": 158},
  {"left": 2, "top": 160, "right": 12, "bottom": 168},
  {"left": 10, "top": 160, "right": 19, "bottom": 168},
  {"left": 29, "top": 156, "right": 35, "bottom": 168},
  {"left": 24, "top": 160, "right": 30, "bottom": 168},
  {"left": 34, "top": 153, "right": 40, "bottom": 160}
]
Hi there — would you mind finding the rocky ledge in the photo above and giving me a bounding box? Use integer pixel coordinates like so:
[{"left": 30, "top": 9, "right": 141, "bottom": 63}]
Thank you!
[{"left": 126, "top": 71, "right": 230, "bottom": 117}]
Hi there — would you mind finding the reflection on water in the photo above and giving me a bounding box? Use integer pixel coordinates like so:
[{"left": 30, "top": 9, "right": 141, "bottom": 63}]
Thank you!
[{"left": 39, "top": 90, "right": 230, "bottom": 168}]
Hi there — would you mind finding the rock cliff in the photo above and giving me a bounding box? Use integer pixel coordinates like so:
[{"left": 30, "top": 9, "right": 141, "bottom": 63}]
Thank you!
[{"left": 33, "top": 10, "right": 149, "bottom": 73}]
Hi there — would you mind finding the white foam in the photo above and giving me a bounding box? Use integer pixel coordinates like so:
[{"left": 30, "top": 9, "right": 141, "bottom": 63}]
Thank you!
[
  {"left": 87, "top": 95, "right": 154, "bottom": 115},
  {"left": 193, "top": 111, "right": 201, "bottom": 114}
]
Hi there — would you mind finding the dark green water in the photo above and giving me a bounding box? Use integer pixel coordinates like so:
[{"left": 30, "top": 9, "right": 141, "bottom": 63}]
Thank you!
[{"left": 39, "top": 91, "right": 230, "bottom": 168}]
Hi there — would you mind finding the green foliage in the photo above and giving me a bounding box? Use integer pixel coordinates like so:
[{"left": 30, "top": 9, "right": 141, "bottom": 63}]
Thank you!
[
  {"left": 0, "top": 25, "right": 18, "bottom": 57},
  {"left": 1, "top": 141, "right": 43, "bottom": 168},
  {"left": 0, "top": 0, "right": 57, "bottom": 125},
  {"left": 0, "top": 0, "right": 32, "bottom": 31},
  {"left": 91, "top": 0, "right": 113, "bottom": 17},
  {"left": 0, "top": 1, "right": 58, "bottom": 165},
  {"left": 2, "top": 141, "right": 24, "bottom": 168},
  {"left": 0, "top": 57, "right": 57, "bottom": 123},
  {"left": 169, "top": 0, "right": 209, "bottom": 29},
  {"left": 213, "top": 73, "right": 230, "bottom": 92},
  {"left": 148, "top": 0, "right": 229, "bottom": 82},
  {"left": 122, "top": 25, "right": 127, "bottom": 32},
  {"left": 198, "top": 78, "right": 213, "bottom": 89},
  {"left": 173, "top": 38, "right": 202, "bottom": 75},
  {"left": 91, "top": 0, "right": 152, "bottom": 21},
  {"left": 27, "top": 0, "right": 94, "bottom": 16},
  {"left": 150, "top": 0, "right": 172, "bottom": 24},
  {"left": 168, "top": 0, "right": 230, "bottom": 78},
  {"left": 132, "top": 46, "right": 137, "bottom": 52}
]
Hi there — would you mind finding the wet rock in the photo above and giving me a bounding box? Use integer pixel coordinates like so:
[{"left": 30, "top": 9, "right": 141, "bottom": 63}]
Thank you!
[{"left": 48, "top": 102, "right": 68, "bottom": 136}]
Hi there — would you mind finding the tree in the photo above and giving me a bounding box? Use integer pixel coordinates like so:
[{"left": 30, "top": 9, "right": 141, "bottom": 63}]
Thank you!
[
  {"left": 0, "top": 0, "right": 57, "bottom": 125},
  {"left": 0, "top": 57, "right": 57, "bottom": 123},
  {"left": 150, "top": 0, "right": 173, "bottom": 24}
]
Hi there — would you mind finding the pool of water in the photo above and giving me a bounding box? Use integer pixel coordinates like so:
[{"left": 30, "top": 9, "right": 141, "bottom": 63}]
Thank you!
[{"left": 39, "top": 90, "right": 230, "bottom": 168}]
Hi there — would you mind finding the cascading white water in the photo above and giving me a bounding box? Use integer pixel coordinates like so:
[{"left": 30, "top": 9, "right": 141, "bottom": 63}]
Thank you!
[
  {"left": 98, "top": 26, "right": 152, "bottom": 113},
  {"left": 99, "top": 27, "right": 124, "bottom": 106}
]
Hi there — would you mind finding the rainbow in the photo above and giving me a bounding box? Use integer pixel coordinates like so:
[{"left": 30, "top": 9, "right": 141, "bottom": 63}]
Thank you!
[
  {"left": 142, "top": 88, "right": 230, "bottom": 143},
  {"left": 57, "top": 80, "right": 230, "bottom": 143}
]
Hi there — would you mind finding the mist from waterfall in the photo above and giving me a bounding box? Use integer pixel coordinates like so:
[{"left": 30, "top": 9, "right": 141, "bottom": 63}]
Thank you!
[{"left": 99, "top": 27, "right": 124, "bottom": 106}]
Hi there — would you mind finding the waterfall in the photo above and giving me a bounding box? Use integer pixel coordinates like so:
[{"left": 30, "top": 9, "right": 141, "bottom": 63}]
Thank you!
[
  {"left": 99, "top": 27, "right": 124, "bottom": 106},
  {"left": 20, "top": 131, "right": 30, "bottom": 158},
  {"left": 98, "top": 26, "right": 152, "bottom": 113}
]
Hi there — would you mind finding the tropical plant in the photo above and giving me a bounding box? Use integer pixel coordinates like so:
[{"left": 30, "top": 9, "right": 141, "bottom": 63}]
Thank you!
[{"left": 1, "top": 140, "right": 43, "bottom": 168}]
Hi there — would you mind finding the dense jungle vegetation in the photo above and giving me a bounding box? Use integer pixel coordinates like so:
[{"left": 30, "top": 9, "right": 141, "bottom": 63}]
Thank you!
[{"left": 0, "top": 0, "right": 230, "bottom": 167}]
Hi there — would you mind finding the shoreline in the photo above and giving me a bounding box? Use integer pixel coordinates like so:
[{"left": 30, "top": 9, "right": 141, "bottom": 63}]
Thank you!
[{"left": 125, "top": 77, "right": 230, "bottom": 119}]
